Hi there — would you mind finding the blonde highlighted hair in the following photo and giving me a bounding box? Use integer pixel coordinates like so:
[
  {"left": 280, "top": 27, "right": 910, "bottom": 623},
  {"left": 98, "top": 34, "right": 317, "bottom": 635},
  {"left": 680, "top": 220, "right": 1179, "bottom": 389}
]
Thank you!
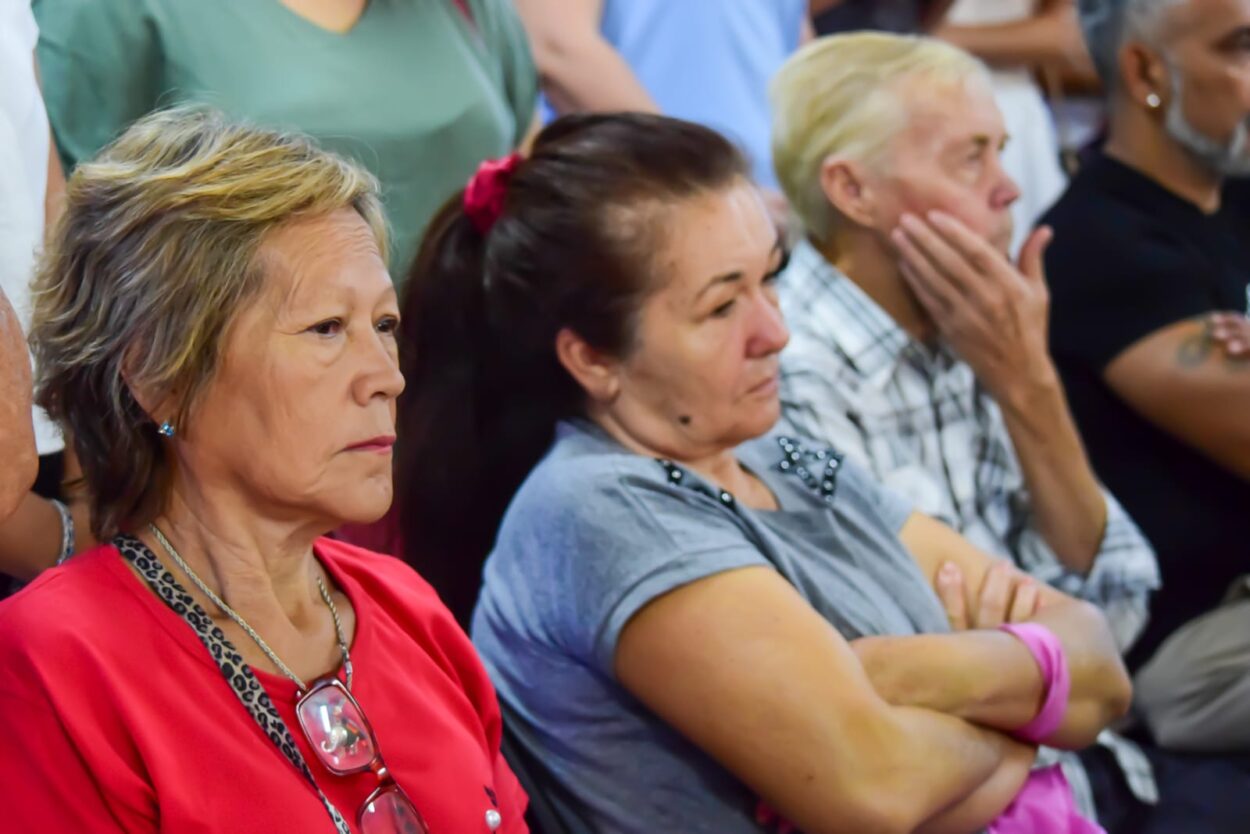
[
  {"left": 771, "top": 32, "right": 990, "bottom": 243},
  {"left": 31, "top": 106, "right": 387, "bottom": 539}
]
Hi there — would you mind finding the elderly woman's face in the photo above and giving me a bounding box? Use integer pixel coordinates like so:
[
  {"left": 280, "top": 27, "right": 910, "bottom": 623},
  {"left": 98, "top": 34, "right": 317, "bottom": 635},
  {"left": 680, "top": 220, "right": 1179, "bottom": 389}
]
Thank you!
[
  {"left": 183, "top": 208, "right": 403, "bottom": 526},
  {"left": 601, "top": 182, "right": 790, "bottom": 458}
]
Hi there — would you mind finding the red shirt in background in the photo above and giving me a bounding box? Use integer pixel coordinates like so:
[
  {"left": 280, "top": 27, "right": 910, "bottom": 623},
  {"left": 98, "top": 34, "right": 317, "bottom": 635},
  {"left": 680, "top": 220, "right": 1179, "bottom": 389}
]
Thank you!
[{"left": 0, "top": 537, "right": 528, "bottom": 833}]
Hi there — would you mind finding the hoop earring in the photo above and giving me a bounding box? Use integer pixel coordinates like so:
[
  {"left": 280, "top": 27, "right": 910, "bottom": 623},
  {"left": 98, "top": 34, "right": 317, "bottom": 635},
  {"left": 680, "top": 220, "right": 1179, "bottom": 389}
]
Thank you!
[{"left": 157, "top": 421, "right": 176, "bottom": 438}]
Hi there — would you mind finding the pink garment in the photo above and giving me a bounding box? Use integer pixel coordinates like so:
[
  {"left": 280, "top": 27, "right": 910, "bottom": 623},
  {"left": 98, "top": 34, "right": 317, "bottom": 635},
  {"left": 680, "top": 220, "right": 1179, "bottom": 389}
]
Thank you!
[
  {"left": 755, "top": 765, "right": 1103, "bottom": 834},
  {"left": 988, "top": 765, "right": 1105, "bottom": 834}
]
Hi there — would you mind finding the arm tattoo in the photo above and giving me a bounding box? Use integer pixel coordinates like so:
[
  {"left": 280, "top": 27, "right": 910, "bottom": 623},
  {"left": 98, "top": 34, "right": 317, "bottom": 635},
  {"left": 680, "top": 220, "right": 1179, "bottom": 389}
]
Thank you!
[{"left": 1176, "top": 318, "right": 1250, "bottom": 371}]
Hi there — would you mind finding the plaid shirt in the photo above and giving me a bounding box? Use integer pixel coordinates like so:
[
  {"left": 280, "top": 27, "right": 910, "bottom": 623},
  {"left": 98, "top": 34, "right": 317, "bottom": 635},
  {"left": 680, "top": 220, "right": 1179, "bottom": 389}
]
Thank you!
[
  {"left": 779, "top": 240, "right": 1160, "bottom": 648},
  {"left": 779, "top": 241, "right": 1161, "bottom": 806}
]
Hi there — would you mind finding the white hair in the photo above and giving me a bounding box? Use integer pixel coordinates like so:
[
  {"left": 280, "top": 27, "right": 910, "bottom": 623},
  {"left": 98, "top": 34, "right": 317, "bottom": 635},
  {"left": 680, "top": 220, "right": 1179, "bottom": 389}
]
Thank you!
[
  {"left": 770, "top": 33, "right": 991, "bottom": 243},
  {"left": 1164, "top": 85, "right": 1250, "bottom": 176}
]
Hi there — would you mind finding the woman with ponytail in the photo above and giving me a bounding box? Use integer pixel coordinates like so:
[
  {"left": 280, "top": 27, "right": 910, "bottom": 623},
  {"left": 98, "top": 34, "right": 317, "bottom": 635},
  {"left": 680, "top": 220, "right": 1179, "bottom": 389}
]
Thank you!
[{"left": 398, "top": 113, "right": 1132, "bottom": 834}]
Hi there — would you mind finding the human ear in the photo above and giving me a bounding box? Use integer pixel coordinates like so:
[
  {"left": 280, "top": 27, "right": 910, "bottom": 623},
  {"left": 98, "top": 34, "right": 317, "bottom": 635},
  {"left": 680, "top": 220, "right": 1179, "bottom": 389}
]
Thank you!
[
  {"left": 554, "top": 327, "right": 622, "bottom": 404},
  {"left": 819, "top": 156, "right": 880, "bottom": 229}
]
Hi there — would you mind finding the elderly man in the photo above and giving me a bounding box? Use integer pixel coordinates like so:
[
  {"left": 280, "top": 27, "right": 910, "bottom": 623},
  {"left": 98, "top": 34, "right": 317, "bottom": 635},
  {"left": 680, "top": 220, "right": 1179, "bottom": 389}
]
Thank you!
[
  {"left": 772, "top": 31, "right": 1249, "bottom": 832},
  {"left": 1042, "top": 0, "right": 1250, "bottom": 755}
]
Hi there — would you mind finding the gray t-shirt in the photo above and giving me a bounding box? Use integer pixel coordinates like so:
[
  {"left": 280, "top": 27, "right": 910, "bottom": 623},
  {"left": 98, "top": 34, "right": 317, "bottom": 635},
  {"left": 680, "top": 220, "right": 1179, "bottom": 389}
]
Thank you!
[{"left": 472, "top": 420, "right": 950, "bottom": 833}]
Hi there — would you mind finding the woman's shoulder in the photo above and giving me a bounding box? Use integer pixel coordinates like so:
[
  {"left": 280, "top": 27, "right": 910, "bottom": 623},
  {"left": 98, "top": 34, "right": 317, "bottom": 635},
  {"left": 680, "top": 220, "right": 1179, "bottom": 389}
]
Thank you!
[
  {"left": 507, "top": 421, "right": 668, "bottom": 513},
  {"left": 1, "top": 542, "right": 128, "bottom": 622},
  {"left": 0, "top": 543, "right": 147, "bottom": 684}
]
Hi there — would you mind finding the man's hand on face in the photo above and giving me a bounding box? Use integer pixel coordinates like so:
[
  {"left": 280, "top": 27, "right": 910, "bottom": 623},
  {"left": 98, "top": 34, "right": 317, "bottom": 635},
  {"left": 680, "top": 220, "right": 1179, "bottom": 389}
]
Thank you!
[
  {"left": 935, "top": 560, "right": 1041, "bottom": 631},
  {"left": 892, "top": 210, "right": 1058, "bottom": 406}
]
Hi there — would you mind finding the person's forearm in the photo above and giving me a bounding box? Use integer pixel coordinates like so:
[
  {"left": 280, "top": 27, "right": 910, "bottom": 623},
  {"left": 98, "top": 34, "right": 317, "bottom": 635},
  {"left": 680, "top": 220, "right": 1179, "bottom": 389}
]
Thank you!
[
  {"left": 997, "top": 373, "right": 1107, "bottom": 574},
  {"left": 0, "top": 299, "right": 37, "bottom": 520},
  {"left": 0, "top": 450, "right": 36, "bottom": 522},
  {"left": 0, "top": 491, "right": 61, "bottom": 579},
  {"left": 915, "top": 734, "right": 1036, "bottom": 834},
  {"left": 534, "top": 34, "right": 658, "bottom": 115},
  {"left": 854, "top": 600, "right": 1131, "bottom": 749},
  {"left": 936, "top": 18, "right": 1061, "bottom": 67},
  {"left": 825, "top": 703, "right": 1026, "bottom": 833}
]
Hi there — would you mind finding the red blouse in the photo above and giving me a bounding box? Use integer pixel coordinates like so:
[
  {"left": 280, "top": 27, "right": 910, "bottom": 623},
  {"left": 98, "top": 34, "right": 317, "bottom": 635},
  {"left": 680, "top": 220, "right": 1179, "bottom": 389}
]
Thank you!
[{"left": 0, "top": 537, "right": 528, "bottom": 833}]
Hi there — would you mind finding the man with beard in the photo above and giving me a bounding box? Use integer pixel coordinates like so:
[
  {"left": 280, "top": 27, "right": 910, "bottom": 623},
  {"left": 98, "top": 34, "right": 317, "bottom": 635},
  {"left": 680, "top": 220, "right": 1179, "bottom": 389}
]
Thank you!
[{"left": 1043, "top": 0, "right": 1250, "bottom": 756}]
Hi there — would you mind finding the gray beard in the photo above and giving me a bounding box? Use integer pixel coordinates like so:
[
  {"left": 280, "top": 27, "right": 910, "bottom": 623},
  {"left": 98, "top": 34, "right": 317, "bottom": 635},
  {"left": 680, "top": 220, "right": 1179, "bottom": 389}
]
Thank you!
[{"left": 1164, "top": 85, "right": 1250, "bottom": 178}]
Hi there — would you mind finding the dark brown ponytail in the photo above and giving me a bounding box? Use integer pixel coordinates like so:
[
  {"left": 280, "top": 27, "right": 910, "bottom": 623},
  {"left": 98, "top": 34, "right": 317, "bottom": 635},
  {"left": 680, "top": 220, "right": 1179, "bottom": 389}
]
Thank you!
[{"left": 397, "top": 113, "right": 749, "bottom": 625}]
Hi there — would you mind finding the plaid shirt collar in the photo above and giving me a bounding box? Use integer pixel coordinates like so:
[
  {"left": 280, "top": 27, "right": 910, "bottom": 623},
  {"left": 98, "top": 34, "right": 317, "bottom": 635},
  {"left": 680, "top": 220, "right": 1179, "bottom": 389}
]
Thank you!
[{"left": 785, "top": 239, "right": 958, "bottom": 385}]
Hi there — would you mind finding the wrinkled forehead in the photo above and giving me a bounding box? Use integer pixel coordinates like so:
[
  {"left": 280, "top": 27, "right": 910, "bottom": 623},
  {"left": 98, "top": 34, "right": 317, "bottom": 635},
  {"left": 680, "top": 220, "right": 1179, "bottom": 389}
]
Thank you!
[
  {"left": 255, "top": 208, "right": 392, "bottom": 315},
  {"left": 888, "top": 74, "right": 1006, "bottom": 159},
  {"left": 652, "top": 182, "right": 780, "bottom": 298}
]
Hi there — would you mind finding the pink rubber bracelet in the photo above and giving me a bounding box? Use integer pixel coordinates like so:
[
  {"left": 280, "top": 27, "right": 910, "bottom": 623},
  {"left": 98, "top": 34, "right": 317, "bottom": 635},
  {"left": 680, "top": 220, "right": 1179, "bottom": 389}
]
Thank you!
[{"left": 999, "top": 622, "right": 1071, "bottom": 743}]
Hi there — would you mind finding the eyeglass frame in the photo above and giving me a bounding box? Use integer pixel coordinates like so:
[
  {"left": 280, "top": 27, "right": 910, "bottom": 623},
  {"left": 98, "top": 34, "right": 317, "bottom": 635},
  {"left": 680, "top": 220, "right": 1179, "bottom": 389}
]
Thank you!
[{"left": 295, "top": 677, "right": 430, "bottom": 834}]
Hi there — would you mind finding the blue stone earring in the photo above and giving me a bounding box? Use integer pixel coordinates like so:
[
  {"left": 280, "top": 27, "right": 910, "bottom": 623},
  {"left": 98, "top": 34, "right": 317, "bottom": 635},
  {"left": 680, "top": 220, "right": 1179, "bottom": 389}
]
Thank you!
[{"left": 157, "top": 421, "right": 176, "bottom": 438}]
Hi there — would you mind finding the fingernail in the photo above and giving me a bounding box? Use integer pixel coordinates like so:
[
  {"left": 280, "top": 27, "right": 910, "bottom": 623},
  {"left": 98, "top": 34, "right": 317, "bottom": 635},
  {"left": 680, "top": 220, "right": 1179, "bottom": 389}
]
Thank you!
[{"left": 940, "top": 562, "right": 958, "bottom": 577}]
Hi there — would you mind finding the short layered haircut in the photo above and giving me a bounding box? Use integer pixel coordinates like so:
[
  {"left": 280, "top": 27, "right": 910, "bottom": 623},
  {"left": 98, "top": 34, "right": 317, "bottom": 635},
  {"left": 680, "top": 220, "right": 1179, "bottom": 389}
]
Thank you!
[{"left": 31, "top": 107, "right": 387, "bottom": 539}]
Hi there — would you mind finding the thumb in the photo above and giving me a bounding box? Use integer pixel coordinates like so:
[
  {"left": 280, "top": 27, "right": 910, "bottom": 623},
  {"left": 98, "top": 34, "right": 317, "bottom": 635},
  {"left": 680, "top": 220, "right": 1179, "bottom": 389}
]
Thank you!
[
  {"left": 1017, "top": 225, "right": 1053, "bottom": 286},
  {"left": 936, "top": 561, "right": 968, "bottom": 631}
]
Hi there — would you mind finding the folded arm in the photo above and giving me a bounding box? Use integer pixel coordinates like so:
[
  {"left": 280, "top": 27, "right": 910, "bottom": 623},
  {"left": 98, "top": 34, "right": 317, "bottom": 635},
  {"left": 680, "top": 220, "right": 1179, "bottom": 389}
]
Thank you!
[
  {"left": 615, "top": 565, "right": 1034, "bottom": 834},
  {"left": 857, "top": 514, "right": 1132, "bottom": 750},
  {"left": 933, "top": 0, "right": 1095, "bottom": 78}
]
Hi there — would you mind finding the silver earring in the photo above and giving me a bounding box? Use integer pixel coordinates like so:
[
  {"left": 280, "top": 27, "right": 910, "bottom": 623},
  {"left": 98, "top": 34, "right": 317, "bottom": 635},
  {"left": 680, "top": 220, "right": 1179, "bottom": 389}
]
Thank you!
[
  {"left": 157, "top": 421, "right": 176, "bottom": 438},
  {"left": 1146, "top": 92, "right": 1162, "bottom": 109}
]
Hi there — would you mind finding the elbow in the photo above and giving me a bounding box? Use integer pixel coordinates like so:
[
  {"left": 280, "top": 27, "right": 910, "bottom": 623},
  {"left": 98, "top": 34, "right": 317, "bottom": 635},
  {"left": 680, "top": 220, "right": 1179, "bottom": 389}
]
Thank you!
[
  {"left": 1102, "top": 655, "right": 1134, "bottom": 725},
  {"left": 1110, "top": 655, "right": 1140, "bottom": 720},
  {"left": 528, "top": 30, "right": 590, "bottom": 88},
  {"left": 1053, "top": 602, "right": 1134, "bottom": 748},
  {"left": 1080, "top": 600, "right": 1135, "bottom": 720}
]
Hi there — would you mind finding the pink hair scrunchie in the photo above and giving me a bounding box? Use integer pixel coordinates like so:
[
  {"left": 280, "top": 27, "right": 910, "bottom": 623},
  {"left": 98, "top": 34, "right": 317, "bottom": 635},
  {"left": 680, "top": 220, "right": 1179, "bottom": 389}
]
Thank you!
[{"left": 463, "top": 152, "right": 522, "bottom": 234}]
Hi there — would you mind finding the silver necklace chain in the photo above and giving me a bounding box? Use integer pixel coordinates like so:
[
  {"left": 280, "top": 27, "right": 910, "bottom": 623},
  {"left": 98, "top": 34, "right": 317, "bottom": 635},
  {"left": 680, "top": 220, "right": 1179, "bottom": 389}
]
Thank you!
[{"left": 148, "top": 523, "right": 353, "bottom": 693}]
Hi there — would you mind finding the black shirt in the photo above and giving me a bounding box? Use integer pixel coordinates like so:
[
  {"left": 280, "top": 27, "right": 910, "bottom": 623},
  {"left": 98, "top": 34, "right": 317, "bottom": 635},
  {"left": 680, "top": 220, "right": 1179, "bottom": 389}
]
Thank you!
[{"left": 1042, "top": 154, "right": 1250, "bottom": 670}]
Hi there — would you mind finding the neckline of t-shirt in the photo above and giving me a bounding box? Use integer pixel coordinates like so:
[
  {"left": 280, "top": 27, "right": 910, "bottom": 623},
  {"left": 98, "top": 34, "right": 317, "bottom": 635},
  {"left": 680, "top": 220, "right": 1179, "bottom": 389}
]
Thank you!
[
  {"left": 559, "top": 417, "right": 824, "bottom": 514},
  {"left": 103, "top": 537, "right": 374, "bottom": 704},
  {"left": 264, "top": 0, "right": 375, "bottom": 38},
  {"left": 1091, "top": 153, "right": 1228, "bottom": 222}
]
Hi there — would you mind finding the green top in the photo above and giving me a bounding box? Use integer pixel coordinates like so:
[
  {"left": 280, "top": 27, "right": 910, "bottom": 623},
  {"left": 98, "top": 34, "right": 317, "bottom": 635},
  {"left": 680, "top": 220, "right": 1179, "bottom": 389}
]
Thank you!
[{"left": 35, "top": 0, "right": 538, "bottom": 279}]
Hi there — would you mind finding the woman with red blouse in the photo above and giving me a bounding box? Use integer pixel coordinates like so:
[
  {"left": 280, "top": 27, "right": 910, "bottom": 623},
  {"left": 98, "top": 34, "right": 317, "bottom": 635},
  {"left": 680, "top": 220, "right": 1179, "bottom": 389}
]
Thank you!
[{"left": 0, "top": 107, "right": 527, "bottom": 834}]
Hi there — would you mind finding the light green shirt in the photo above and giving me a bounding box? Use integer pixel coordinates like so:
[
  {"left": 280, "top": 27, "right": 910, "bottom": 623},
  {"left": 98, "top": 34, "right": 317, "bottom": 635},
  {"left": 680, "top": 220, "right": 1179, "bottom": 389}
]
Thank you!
[{"left": 35, "top": 0, "right": 538, "bottom": 279}]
